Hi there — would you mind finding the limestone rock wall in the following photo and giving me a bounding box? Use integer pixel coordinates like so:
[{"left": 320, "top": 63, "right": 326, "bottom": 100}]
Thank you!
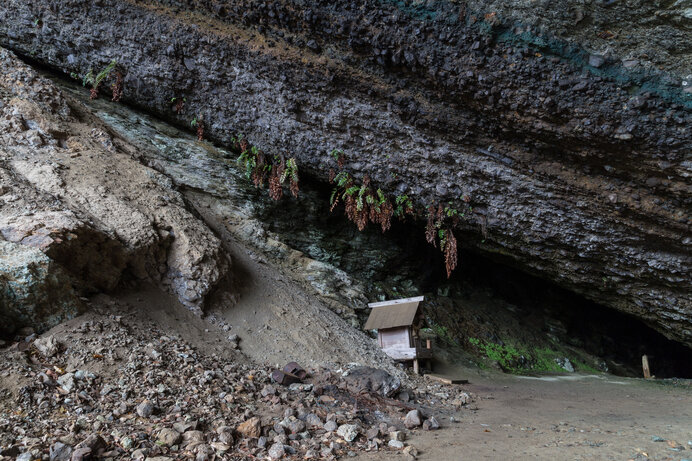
[
  {"left": 0, "top": 0, "right": 689, "bottom": 345},
  {"left": 0, "top": 47, "right": 231, "bottom": 333}
]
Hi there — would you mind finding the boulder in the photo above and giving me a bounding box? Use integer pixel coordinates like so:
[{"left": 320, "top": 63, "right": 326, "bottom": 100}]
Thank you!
[
  {"left": 0, "top": 240, "right": 82, "bottom": 336},
  {"left": 34, "top": 335, "right": 60, "bottom": 357},
  {"left": 343, "top": 367, "right": 401, "bottom": 397},
  {"left": 404, "top": 410, "right": 422, "bottom": 429}
]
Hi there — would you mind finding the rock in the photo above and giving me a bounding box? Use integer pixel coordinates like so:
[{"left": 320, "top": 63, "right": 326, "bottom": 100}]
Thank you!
[
  {"left": 403, "top": 445, "right": 418, "bottom": 458},
  {"left": 652, "top": 435, "right": 666, "bottom": 442},
  {"left": 131, "top": 448, "right": 148, "bottom": 460},
  {"left": 136, "top": 400, "right": 154, "bottom": 418},
  {"left": 343, "top": 367, "right": 401, "bottom": 397},
  {"left": 75, "top": 434, "right": 106, "bottom": 453},
  {"left": 3, "top": 1, "right": 689, "bottom": 350},
  {"left": 556, "top": 358, "right": 575, "bottom": 372},
  {"left": 50, "top": 442, "right": 73, "bottom": 461},
  {"left": 288, "top": 383, "right": 313, "bottom": 392},
  {"left": 261, "top": 385, "right": 276, "bottom": 397},
  {"left": 237, "top": 417, "right": 262, "bottom": 438},
  {"left": 182, "top": 430, "right": 204, "bottom": 443},
  {"left": 216, "top": 430, "right": 233, "bottom": 445},
  {"left": 174, "top": 421, "right": 198, "bottom": 433},
  {"left": 120, "top": 437, "right": 134, "bottom": 450},
  {"left": 337, "top": 424, "right": 359, "bottom": 443},
  {"left": 70, "top": 447, "right": 91, "bottom": 461},
  {"left": 34, "top": 335, "right": 60, "bottom": 357},
  {"left": 17, "top": 453, "right": 33, "bottom": 461},
  {"left": 209, "top": 442, "right": 229, "bottom": 452},
  {"left": 284, "top": 418, "right": 306, "bottom": 434},
  {"left": 588, "top": 54, "right": 605, "bottom": 68},
  {"left": 388, "top": 440, "right": 405, "bottom": 449},
  {"left": 0, "top": 240, "right": 83, "bottom": 336},
  {"left": 145, "top": 458, "right": 173, "bottom": 461},
  {"left": 268, "top": 442, "right": 285, "bottom": 459},
  {"left": 157, "top": 428, "right": 182, "bottom": 447},
  {"left": 423, "top": 416, "right": 440, "bottom": 431},
  {"left": 404, "top": 409, "right": 422, "bottom": 429},
  {"left": 257, "top": 436, "right": 267, "bottom": 449},
  {"left": 390, "top": 431, "right": 406, "bottom": 442},
  {"left": 366, "top": 426, "right": 380, "bottom": 440},
  {"left": 323, "top": 420, "right": 338, "bottom": 432},
  {"left": 57, "top": 373, "right": 76, "bottom": 392},
  {"left": 305, "top": 413, "right": 323, "bottom": 428}
]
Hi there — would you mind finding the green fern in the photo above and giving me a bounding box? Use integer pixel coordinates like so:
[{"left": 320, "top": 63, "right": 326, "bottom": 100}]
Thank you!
[{"left": 82, "top": 59, "right": 117, "bottom": 89}]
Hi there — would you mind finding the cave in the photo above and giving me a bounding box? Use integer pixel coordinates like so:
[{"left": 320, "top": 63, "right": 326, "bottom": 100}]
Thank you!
[
  {"left": 258, "top": 175, "right": 692, "bottom": 379},
  {"left": 1, "top": 1, "right": 690, "bottom": 458}
]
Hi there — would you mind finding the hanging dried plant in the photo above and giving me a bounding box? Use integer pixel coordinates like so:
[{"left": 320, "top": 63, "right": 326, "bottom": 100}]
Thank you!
[
  {"left": 378, "top": 199, "right": 393, "bottom": 233},
  {"left": 111, "top": 71, "right": 123, "bottom": 102},
  {"left": 444, "top": 228, "right": 458, "bottom": 278},
  {"left": 289, "top": 178, "right": 300, "bottom": 198},
  {"left": 252, "top": 152, "right": 267, "bottom": 188},
  {"left": 268, "top": 167, "right": 282, "bottom": 201},
  {"left": 175, "top": 98, "right": 185, "bottom": 114},
  {"left": 425, "top": 205, "right": 437, "bottom": 247}
]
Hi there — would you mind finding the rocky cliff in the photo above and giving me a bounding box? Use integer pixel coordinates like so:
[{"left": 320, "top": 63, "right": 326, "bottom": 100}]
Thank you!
[
  {"left": 0, "top": 47, "right": 231, "bottom": 334},
  {"left": 0, "top": 0, "right": 690, "bottom": 346}
]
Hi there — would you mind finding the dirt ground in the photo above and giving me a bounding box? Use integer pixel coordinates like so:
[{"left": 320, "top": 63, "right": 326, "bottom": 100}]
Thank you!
[
  {"left": 107, "top": 246, "right": 692, "bottom": 461},
  {"left": 357, "top": 367, "right": 692, "bottom": 461}
]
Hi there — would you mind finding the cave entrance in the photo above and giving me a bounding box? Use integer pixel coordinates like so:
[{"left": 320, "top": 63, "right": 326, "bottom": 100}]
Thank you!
[{"left": 261, "top": 176, "right": 692, "bottom": 379}]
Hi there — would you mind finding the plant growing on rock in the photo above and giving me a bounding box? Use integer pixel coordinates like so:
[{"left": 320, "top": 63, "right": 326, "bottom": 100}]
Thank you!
[
  {"left": 82, "top": 59, "right": 118, "bottom": 100},
  {"left": 190, "top": 116, "right": 204, "bottom": 141},
  {"left": 329, "top": 172, "right": 393, "bottom": 232},
  {"left": 394, "top": 194, "right": 414, "bottom": 218},
  {"left": 330, "top": 148, "right": 345, "bottom": 169},
  {"left": 426, "top": 203, "right": 460, "bottom": 278},
  {"left": 237, "top": 145, "right": 259, "bottom": 180},
  {"left": 282, "top": 157, "right": 300, "bottom": 198},
  {"left": 326, "top": 150, "right": 469, "bottom": 277},
  {"left": 236, "top": 140, "right": 299, "bottom": 201},
  {"left": 171, "top": 97, "right": 186, "bottom": 114}
]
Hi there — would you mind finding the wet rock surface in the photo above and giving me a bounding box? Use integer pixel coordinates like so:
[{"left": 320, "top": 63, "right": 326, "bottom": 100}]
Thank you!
[{"left": 0, "top": 0, "right": 688, "bottom": 346}]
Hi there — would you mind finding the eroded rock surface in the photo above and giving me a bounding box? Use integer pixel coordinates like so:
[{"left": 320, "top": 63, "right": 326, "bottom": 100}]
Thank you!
[
  {"left": 0, "top": 240, "right": 82, "bottom": 335},
  {"left": 0, "top": 1, "right": 689, "bottom": 345},
  {"left": 0, "top": 47, "right": 230, "bottom": 330}
]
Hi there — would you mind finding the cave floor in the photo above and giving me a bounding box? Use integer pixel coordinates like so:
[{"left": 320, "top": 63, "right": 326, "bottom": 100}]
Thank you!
[{"left": 356, "top": 366, "right": 692, "bottom": 461}]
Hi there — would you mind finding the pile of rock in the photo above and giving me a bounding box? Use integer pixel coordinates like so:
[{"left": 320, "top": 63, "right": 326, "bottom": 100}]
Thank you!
[{"left": 0, "top": 309, "right": 474, "bottom": 460}]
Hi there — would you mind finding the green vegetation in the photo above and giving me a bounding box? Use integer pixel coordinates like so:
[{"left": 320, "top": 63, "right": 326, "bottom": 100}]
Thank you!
[
  {"left": 431, "top": 324, "right": 455, "bottom": 346},
  {"left": 82, "top": 60, "right": 117, "bottom": 89},
  {"left": 468, "top": 337, "right": 602, "bottom": 374},
  {"left": 394, "top": 195, "right": 413, "bottom": 217},
  {"left": 237, "top": 145, "right": 259, "bottom": 179}
]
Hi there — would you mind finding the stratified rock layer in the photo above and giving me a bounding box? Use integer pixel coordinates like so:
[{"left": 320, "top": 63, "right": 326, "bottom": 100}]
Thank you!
[{"left": 0, "top": 1, "right": 689, "bottom": 345}]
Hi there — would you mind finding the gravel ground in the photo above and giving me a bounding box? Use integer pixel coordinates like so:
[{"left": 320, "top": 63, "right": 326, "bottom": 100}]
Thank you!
[{"left": 0, "top": 293, "right": 474, "bottom": 461}]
